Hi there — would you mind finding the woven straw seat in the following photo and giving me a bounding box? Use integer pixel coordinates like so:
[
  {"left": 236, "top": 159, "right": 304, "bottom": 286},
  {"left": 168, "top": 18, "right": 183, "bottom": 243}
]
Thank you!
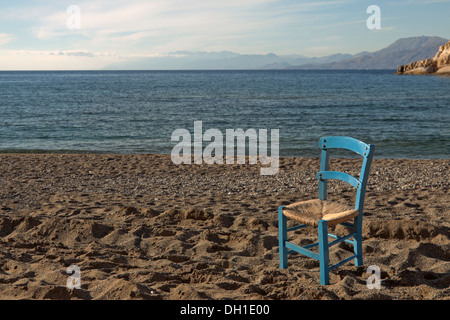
[{"left": 283, "top": 199, "right": 359, "bottom": 227}]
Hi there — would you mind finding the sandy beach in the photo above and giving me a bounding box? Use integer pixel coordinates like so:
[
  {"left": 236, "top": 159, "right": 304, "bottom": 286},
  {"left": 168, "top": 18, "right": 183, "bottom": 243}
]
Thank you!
[{"left": 0, "top": 153, "right": 448, "bottom": 300}]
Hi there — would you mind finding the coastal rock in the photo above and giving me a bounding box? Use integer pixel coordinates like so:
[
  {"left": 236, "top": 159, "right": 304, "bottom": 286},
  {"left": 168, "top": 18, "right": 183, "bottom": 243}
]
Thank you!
[{"left": 396, "top": 40, "right": 450, "bottom": 75}]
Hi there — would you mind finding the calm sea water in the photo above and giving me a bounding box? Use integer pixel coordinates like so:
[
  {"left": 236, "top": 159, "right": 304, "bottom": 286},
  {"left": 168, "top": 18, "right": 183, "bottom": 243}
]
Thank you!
[{"left": 0, "top": 70, "right": 449, "bottom": 158}]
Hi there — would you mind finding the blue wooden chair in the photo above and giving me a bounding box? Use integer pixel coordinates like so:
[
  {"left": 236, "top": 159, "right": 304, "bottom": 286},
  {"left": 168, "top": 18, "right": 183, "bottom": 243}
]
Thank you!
[{"left": 278, "top": 136, "right": 375, "bottom": 285}]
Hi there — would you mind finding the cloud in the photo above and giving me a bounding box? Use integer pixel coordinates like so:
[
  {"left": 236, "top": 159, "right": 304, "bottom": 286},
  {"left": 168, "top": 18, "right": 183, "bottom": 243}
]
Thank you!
[
  {"left": 0, "top": 33, "right": 13, "bottom": 45},
  {"left": 0, "top": 49, "right": 121, "bottom": 70},
  {"left": 389, "top": 0, "right": 450, "bottom": 4},
  {"left": 13, "top": 49, "right": 116, "bottom": 58},
  {"left": 15, "top": 0, "right": 356, "bottom": 54}
]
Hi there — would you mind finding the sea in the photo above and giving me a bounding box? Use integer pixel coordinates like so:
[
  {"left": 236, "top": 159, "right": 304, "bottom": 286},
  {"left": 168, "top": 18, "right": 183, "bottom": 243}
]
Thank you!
[{"left": 0, "top": 70, "right": 449, "bottom": 159}]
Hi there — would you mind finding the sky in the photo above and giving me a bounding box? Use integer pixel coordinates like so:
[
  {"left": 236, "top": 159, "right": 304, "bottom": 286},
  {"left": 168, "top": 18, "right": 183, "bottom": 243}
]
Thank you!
[{"left": 0, "top": 0, "right": 449, "bottom": 70}]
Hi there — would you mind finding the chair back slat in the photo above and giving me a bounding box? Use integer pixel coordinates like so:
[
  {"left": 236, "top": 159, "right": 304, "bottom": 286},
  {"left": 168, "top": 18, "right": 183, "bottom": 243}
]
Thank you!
[
  {"left": 319, "top": 136, "right": 371, "bottom": 157},
  {"left": 316, "top": 171, "right": 360, "bottom": 189}
]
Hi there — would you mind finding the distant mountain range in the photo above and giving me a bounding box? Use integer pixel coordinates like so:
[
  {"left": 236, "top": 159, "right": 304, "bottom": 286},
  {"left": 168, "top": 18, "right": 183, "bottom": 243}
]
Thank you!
[
  {"left": 105, "top": 36, "right": 449, "bottom": 70},
  {"left": 291, "top": 36, "right": 449, "bottom": 70}
]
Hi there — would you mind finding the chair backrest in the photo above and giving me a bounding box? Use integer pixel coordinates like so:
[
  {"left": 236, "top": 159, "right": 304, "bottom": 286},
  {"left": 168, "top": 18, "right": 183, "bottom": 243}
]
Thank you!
[{"left": 316, "top": 136, "right": 375, "bottom": 213}]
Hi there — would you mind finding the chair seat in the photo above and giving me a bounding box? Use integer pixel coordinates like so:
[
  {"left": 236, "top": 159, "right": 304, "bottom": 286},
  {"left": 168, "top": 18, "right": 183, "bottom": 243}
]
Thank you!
[{"left": 282, "top": 199, "right": 359, "bottom": 227}]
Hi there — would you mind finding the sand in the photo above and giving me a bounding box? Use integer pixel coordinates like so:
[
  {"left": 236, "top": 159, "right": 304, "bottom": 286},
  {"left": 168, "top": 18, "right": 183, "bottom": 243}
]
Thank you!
[{"left": 0, "top": 154, "right": 448, "bottom": 300}]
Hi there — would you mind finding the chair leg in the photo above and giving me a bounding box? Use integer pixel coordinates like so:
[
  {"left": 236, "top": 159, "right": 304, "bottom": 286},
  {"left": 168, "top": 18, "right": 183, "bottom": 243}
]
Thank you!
[
  {"left": 354, "top": 216, "right": 363, "bottom": 266},
  {"left": 318, "top": 220, "right": 330, "bottom": 285},
  {"left": 278, "top": 206, "right": 288, "bottom": 269}
]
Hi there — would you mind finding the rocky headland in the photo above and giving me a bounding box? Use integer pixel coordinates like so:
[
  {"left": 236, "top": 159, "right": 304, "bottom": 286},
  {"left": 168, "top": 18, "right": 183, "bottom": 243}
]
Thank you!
[{"left": 396, "top": 40, "right": 450, "bottom": 75}]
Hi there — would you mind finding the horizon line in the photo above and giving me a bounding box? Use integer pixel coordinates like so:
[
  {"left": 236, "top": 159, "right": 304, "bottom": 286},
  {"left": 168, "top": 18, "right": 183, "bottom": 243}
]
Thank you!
[{"left": 0, "top": 68, "right": 398, "bottom": 72}]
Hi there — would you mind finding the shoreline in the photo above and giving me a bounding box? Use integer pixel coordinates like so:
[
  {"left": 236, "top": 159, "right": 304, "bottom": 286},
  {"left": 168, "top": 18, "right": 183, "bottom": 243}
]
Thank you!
[
  {"left": 0, "top": 153, "right": 448, "bottom": 299},
  {"left": 0, "top": 150, "right": 449, "bottom": 160}
]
